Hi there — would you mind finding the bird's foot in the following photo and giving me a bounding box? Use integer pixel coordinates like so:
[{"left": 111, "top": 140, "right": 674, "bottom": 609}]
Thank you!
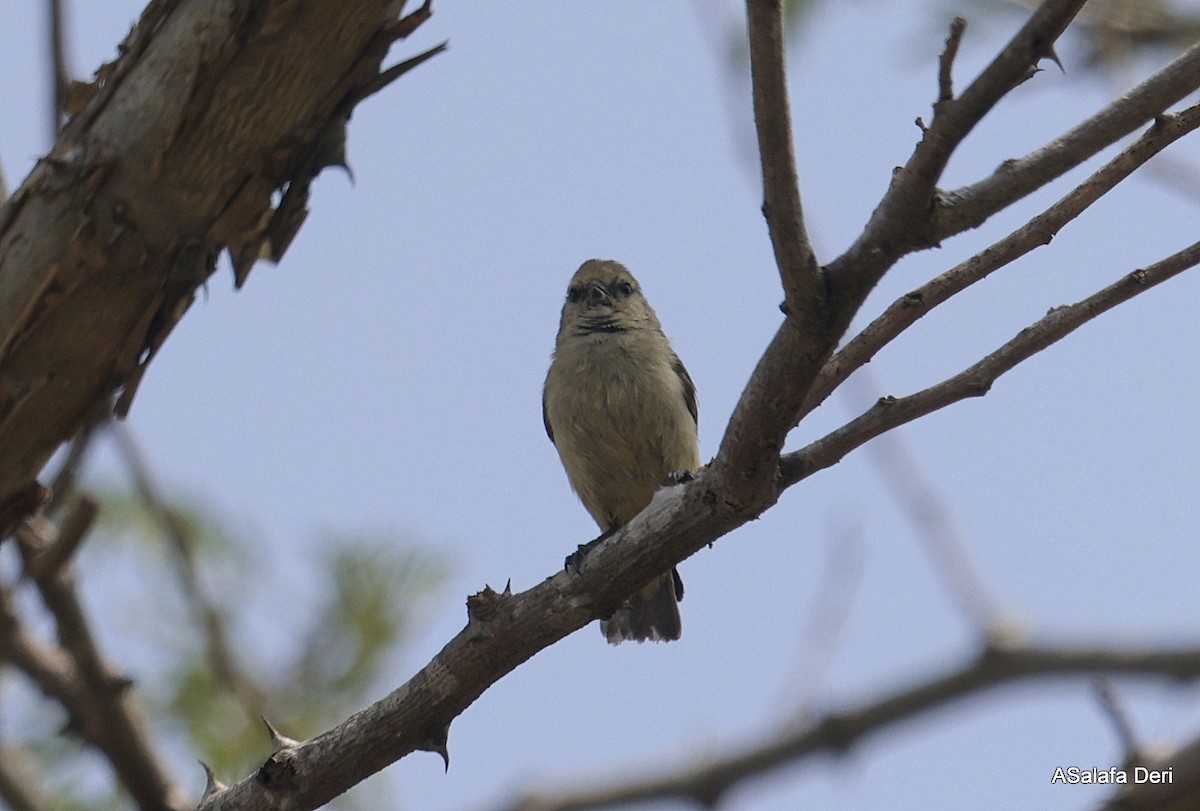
[
  {"left": 667, "top": 469, "right": 694, "bottom": 485},
  {"left": 565, "top": 529, "right": 615, "bottom": 574}
]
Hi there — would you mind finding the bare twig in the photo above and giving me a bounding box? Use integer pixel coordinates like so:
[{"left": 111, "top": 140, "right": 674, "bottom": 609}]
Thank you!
[
  {"left": 13, "top": 516, "right": 189, "bottom": 811},
  {"left": 711, "top": 0, "right": 830, "bottom": 517},
  {"left": 805, "top": 102, "right": 1200, "bottom": 419},
  {"left": 932, "top": 36, "right": 1200, "bottom": 241},
  {"left": 843, "top": 370, "right": 1002, "bottom": 632},
  {"left": 0, "top": 745, "right": 51, "bottom": 811},
  {"left": 745, "top": 0, "right": 819, "bottom": 307},
  {"left": 1094, "top": 677, "right": 1142, "bottom": 766},
  {"left": 782, "top": 237, "right": 1200, "bottom": 487},
  {"left": 782, "top": 523, "right": 865, "bottom": 709},
  {"left": 110, "top": 422, "right": 266, "bottom": 719},
  {"left": 501, "top": 643, "right": 1200, "bottom": 811},
  {"left": 937, "top": 16, "right": 968, "bottom": 104},
  {"left": 829, "top": 0, "right": 1088, "bottom": 309}
]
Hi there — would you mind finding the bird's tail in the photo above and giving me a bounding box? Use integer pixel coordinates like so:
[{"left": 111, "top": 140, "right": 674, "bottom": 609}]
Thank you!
[{"left": 601, "top": 568, "right": 684, "bottom": 644}]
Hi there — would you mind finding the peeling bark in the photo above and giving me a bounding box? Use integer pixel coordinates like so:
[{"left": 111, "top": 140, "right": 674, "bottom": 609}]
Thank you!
[{"left": 0, "top": 0, "right": 440, "bottom": 519}]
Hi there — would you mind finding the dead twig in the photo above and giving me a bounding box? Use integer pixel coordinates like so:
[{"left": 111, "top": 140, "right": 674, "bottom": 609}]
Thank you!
[{"left": 501, "top": 642, "right": 1200, "bottom": 811}]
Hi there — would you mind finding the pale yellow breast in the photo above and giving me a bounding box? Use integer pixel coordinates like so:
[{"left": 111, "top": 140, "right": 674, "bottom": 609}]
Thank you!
[{"left": 545, "top": 331, "right": 699, "bottom": 531}]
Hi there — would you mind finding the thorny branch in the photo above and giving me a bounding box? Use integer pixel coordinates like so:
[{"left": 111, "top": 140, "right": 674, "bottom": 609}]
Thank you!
[
  {"left": 498, "top": 5, "right": 1200, "bottom": 808},
  {"left": 710, "top": 0, "right": 829, "bottom": 515},
  {"left": 931, "top": 35, "right": 1200, "bottom": 241},
  {"left": 745, "top": 0, "right": 819, "bottom": 306},
  {"left": 4, "top": 511, "right": 189, "bottom": 811},
  {"left": 827, "top": 0, "right": 1088, "bottom": 311},
  {"left": 782, "top": 237, "right": 1200, "bottom": 487},
  {"left": 2, "top": 0, "right": 1200, "bottom": 809},
  {"left": 193, "top": 4, "right": 1200, "bottom": 810},
  {"left": 804, "top": 100, "right": 1200, "bottom": 418},
  {"left": 501, "top": 643, "right": 1200, "bottom": 811}
]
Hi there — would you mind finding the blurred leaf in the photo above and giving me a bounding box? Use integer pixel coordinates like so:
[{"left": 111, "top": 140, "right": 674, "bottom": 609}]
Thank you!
[
  {"left": 289, "top": 537, "right": 448, "bottom": 723},
  {"left": 9, "top": 480, "right": 446, "bottom": 809}
]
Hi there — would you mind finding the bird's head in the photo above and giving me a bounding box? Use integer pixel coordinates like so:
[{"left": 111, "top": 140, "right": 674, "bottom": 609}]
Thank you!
[{"left": 558, "top": 259, "right": 660, "bottom": 337}]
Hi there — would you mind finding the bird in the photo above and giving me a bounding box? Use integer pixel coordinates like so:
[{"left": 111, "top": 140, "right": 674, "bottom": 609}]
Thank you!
[{"left": 543, "top": 259, "right": 700, "bottom": 643}]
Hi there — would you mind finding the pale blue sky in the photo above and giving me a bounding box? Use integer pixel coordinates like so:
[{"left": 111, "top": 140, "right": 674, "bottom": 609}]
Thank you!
[{"left": 4, "top": 2, "right": 1200, "bottom": 809}]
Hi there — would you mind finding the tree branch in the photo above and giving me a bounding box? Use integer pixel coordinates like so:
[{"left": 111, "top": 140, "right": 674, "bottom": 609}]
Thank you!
[
  {"left": 932, "top": 35, "right": 1200, "bottom": 240},
  {"left": 829, "top": 0, "right": 1088, "bottom": 309},
  {"left": 0, "top": 0, "right": 442, "bottom": 524},
  {"left": 804, "top": 101, "right": 1200, "bottom": 418},
  {"left": 14, "top": 514, "right": 190, "bottom": 811},
  {"left": 191, "top": 7, "right": 1200, "bottom": 807},
  {"left": 745, "top": 0, "right": 819, "bottom": 307},
  {"left": 197, "top": 228, "right": 1200, "bottom": 808},
  {"left": 0, "top": 745, "right": 51, "bottom": 811},
  {"left": 711, "top": 0, "right": 1097, "bottom": 521},
  {"left": 501, "top": 642, "right": 1200, "bottom": 811},
  {"left": 198, "top": 471, "right": 737, "bottom": 809},
  {"left": 782, "top": 236, "right": 1200, "bottom": 487},
  {"left": 710, "top": 0, "right": 830, "bottom": 521},
  {"left": 1100, "top": 731, "right": 1200, "bottom": 810},
  {"left": 3, "top": 2, "right": 1198, "bottom": 809}
]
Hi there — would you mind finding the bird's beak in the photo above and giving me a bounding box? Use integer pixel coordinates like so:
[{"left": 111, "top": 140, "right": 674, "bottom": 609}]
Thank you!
[{"left": 586, "top": 281, "right": 611, "bottom": 307}]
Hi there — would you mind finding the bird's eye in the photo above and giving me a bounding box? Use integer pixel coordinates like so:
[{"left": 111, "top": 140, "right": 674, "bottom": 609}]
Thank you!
[
  {"left": 566, "top": 286, "right": 582, "bottom": 303},
  {"left": 616, "top": 281, "right": 634, "bottom": 296}
]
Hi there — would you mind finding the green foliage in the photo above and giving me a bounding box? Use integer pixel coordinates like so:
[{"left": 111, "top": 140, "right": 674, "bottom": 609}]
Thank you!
[{"left": 9, "top": 483, "right": 446, "bottom": 810}]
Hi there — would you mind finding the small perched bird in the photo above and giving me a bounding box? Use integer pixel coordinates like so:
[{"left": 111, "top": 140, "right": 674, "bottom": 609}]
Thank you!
[{"left": 543, "top": 259, "right": 700, "bottom": 643}]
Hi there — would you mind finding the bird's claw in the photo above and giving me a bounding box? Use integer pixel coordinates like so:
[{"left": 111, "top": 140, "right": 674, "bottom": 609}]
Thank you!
[
  {"left": 667, "top": 469, "right": 694, "bottom": 485},
  {"left": 565, "top": 530, "right": 613, "bottom": 574},
  {"left": 565, "top": 543, "right": 591, "bottom": 574}
]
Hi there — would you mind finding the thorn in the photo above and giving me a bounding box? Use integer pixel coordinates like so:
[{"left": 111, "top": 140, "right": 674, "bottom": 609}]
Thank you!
[
  {"left": 466, "top": 582, "right": 518, "bottom": 640},
  {"left": 262, "top": 717, "right": 302, "bottom": 752},
  {"left": 565, "top": 529, "right": 611, "bottom": 573},
  {"left": 1042, "top": 42, "right": 1065, "bottom": 74},
  {"left": 199, "top": 761, "right": 227, "bottom": 802},
  {"left": 352, "top": 41, "right": 448, "bottom": 105},
  {"left": 1094, "top": 678, "right": 1141, "bottom": 767},
  {"left": 418, "top": 723, "right": 451, "bottom": 771}
]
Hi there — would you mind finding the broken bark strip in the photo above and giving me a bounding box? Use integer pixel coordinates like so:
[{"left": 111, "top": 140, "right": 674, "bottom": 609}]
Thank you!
[{"left": 0, "top": 0, "right": 441, "bottom": 520}]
